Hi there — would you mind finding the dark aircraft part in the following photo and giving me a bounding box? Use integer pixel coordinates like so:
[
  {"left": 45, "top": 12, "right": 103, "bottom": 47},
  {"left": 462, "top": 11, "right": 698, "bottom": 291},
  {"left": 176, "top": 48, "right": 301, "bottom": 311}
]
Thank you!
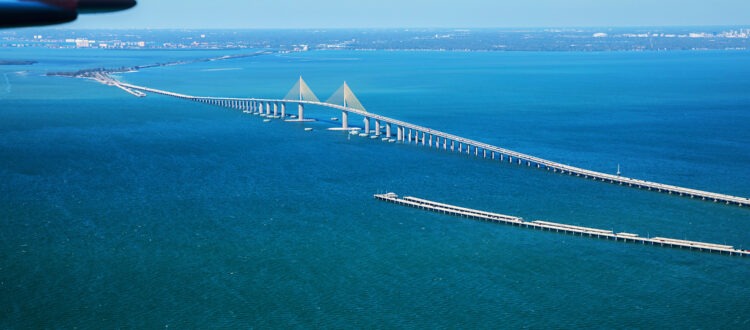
[
  {"left": 77, "top": 0, "right": 136, "bottom": 13},
  {"left": 0, "top": 0, "right": 136, "bottom": 28},
  {"left": 0, "top": 2, "right": 77, "bottom": 28}
]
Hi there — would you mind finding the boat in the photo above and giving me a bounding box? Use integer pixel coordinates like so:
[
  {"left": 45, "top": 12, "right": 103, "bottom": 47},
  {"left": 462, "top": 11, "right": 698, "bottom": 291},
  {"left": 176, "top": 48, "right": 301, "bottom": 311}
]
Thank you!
[{"left": 304, "top": 127, "right": 313, "bottom": 131}]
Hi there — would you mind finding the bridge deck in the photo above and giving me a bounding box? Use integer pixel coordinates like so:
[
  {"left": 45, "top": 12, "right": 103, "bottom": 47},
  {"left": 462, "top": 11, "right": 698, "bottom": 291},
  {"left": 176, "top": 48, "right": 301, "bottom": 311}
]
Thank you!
[
  {"left": 374, "top": 192, "right": 749, "bottom": 257},
  {"left": 116, "top": 81, "right": 750, "bottom": 208}
]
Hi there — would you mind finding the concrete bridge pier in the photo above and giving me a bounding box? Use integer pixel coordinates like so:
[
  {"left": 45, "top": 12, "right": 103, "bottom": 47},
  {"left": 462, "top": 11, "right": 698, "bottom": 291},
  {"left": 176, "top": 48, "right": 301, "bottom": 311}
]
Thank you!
[
  {"left": 408, "top": 129, "right": 412, "bottom": 143},
  {"left": 443, "top": 138, "right": 448, "bottom": 150},
  {"left": 273, "top": 102, "right": 278, "bottom": 116},
  {"left": 429, "top": 134, "right": 433, "bottom": 147},
  {"left": 451, "top": 140, "right": 455, "bottom": 151},
  {"left": 386, "top": 123, "right": 392, "bottom": 138},
  {"left": 363, "top": 117, "right": 370, "bottom": 134},
  {"left": 298, "top": 103, "right": 305, "bottom": 120},
  {"left": 280, "top": 103, "right": 286, "bottom": 117},
  {"left": 265, "top": 102, "right": 271, "bottom": 116},
  {"left": 421, "top": 132, "right": 426, "bottom": 146},
  {"left": 397, "top": 126, "right": 404, "bottom": 141},
  {"left": 341, "top": 111, "right": 348, "bottom": 129},
  {"left": 374, "top": 120, "right": 381, "bottom": 136}
]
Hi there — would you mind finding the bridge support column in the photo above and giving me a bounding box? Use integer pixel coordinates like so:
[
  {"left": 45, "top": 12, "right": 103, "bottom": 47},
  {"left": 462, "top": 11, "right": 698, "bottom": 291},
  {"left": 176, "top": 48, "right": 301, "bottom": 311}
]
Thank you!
[
  {"left": 265, "top": 102, "right": 271, "bottom": 116},
  {"left": 451, "top": 140, "right": 455, "bottom": 152},
  {"left": 386, "top": 123, "right": 392, "bottom": 138},
  {"left": 443, "top": 138, "right": 447, "bottom": 150},
  {"left": 298, "top": 103, "right": 305, "bottom": 121},
  {"left": 421, "top": 132, "right": 426, "bottom": 146},
  {"left": 483, "top": 149, "right": 487, "bottom": 158},
  {"left": 281, "top": 103, "right": 286, "bottom": 117},
  {"left": 375, "top": 120, "right": 381, "bottom": 136},
  {"left": 408, "top": 130, "right": 412, "bottom": 143},
  {"left": 397, "top": 127, "right": 404, "bottom": 141},
  {"left": 363, "top": 117, "right": 370, "bottom": 134},
  {"left": 341, "top": 111, "right": 348, "bottom": 129},
  {"left": 429, "top": 135, "right": 433, "bottom": 147},
  {"left": 273, "top": 102, "right": 278, "bottom": 116}
]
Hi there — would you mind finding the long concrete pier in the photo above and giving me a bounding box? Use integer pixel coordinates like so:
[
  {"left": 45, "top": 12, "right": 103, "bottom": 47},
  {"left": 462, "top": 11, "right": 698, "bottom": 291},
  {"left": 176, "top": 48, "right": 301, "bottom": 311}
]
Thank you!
[
  {"left": 111, "top": 79, "right": 750, "bottom": 208},
  {"left": 374, "top": 192, "right": 750, "bottom": 257}
]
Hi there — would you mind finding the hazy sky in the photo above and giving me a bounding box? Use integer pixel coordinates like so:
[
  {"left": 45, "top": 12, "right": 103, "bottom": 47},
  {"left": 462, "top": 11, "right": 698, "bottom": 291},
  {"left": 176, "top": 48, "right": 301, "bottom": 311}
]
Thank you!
[{"left": 59, "top": 0, "right": 750, "bottom": 29}]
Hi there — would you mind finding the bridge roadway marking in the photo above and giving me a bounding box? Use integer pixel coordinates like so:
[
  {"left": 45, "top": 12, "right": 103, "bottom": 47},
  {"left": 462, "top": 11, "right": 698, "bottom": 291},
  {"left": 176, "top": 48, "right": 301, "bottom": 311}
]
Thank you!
[{"left": 118, "top": 82, "right": 750, "bottom": 208}]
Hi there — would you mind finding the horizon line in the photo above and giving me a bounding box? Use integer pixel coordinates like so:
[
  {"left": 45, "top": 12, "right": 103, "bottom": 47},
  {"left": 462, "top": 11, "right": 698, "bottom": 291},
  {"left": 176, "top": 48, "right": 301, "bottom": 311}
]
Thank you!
[{"left": 20, "top": 24, "right": 749, "bottom": 31}]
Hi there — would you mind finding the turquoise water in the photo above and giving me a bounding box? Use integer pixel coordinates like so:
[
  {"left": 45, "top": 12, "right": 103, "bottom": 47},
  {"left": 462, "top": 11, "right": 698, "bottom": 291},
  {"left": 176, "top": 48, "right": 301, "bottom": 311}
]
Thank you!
[{"left": 1, "top": 48, "right": 749, "bottom": 328}]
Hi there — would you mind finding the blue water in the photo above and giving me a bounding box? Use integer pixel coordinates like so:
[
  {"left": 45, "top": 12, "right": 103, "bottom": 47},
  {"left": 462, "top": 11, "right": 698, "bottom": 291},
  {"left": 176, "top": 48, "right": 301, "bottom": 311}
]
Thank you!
[{"left": 1, "top": 48, "right": 749, "bottom": 328}]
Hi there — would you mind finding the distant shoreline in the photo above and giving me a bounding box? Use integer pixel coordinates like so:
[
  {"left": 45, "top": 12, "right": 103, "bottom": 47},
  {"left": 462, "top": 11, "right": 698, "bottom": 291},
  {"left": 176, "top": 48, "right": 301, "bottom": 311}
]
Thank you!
[
  {"left": 46, "top": 50, "right": 275, "bottom": 78},
  {"left": 4, "top": 27, "right": 749, "bottom": 52},
  {"left": 0, "top": 60, "right": 37, "bottom": 65}
]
